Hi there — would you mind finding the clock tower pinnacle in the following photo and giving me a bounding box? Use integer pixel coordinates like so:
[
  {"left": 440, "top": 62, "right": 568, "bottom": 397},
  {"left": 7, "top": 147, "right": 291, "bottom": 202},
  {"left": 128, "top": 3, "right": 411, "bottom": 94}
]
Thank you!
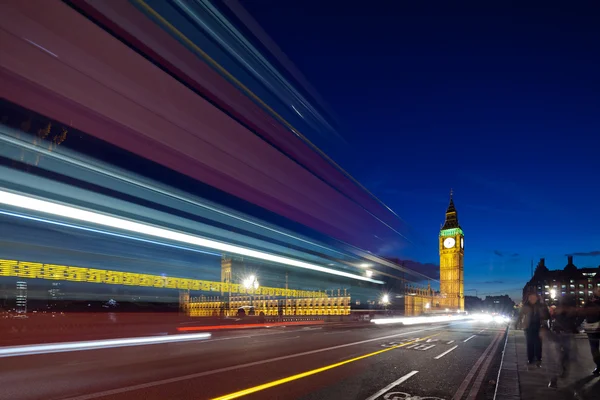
[{"left": 439, "top": 190, "right": 465, "bottom": 311}]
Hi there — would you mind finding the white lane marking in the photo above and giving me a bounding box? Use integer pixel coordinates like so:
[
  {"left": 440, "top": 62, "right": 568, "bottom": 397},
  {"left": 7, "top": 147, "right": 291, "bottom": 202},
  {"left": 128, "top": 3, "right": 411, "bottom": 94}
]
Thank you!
[
  {"left": 463, "top": 335, "right": 476, "bottom": 342},
  {"left": 434, "top": 345, "right": 458, "bottom": 359},
  {"left": 478, "top": 329, "right": 485, "bottom": 333},
  {"left": 0, "top": 333, "right": 211, "bottom": 358},
  {"left": 447, "top": 340, "right": 455, "bottom": 344},
  {"left": 365, "top": 370, "right": 419, "bottom": 400},
  {"left": 325, "top": 330, "right": 350, "bottom": 335},
  {"left": 61, "top": 327, "right": 443, "bottom": 400}
]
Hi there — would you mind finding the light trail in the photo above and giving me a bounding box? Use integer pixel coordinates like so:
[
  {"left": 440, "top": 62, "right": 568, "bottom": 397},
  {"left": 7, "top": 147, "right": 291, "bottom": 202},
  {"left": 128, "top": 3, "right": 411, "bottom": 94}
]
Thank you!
[
  {"left": 0, "top": 209, "right": 221, "bottom": 257},
  {"left": 0, "top": 189, "right": 383, "bottom": 284},
  {"left": 0, "top": 333, "right": 211, "bottom": 358},
  {"left": 371, "top": 315, "right": 472, "bottom": 325}
]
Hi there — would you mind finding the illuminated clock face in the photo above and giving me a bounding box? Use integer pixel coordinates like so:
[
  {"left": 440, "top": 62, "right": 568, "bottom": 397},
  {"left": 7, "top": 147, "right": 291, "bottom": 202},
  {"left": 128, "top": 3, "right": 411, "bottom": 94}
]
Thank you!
[
  {"left": 443, "top": 237, "right": 456, "bottom": 248},
  {"left": 461, "top": 237, "right": 464, "bottom": 249}
]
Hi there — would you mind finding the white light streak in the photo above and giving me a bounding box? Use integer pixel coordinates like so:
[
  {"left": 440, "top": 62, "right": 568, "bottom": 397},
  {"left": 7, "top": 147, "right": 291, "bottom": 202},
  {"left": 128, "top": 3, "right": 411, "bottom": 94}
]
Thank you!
[
  {"left": 0, "top": 333, "right": 211, "bottom": 358},
  {"left": 0, "top": 189, "right": 383, "bottom": 284},
  {"left": 23, "top": 38, "right": 58, "bottom": 58},
  {"left": 371, "top": 315, "right": 472, "bottom": 325}
]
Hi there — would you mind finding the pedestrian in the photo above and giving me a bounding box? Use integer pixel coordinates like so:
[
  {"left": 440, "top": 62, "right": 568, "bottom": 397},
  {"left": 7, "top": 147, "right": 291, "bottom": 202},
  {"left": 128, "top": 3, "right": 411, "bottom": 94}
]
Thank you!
[
  {"left": 582, "top": 287, "right": 600, "bottom": 376},
  {"left": 517, "top": 292, "right": 550, "bottom": 367},
  {"left": 547, "top": 294, "right": 579, "bottom": 389}
]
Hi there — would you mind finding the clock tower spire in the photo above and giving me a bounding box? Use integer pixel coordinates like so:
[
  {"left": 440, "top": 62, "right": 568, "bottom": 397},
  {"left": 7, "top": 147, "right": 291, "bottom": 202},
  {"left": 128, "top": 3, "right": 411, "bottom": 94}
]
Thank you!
[{"left": 439, "top": 190, "right": 464, "bottom": 311}]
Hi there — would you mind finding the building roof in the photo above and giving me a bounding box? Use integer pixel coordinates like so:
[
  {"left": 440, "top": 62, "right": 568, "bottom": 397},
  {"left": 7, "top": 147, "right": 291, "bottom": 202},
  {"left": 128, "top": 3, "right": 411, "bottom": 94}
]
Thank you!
[{"left": 441, "top": 190, "right": 461, "bottom": 230}]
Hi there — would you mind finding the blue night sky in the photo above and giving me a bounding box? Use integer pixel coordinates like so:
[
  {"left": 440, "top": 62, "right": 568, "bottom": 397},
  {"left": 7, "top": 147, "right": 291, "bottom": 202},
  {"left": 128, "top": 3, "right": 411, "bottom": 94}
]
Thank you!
[{"left": 242, "top": 1, "right": 600, "bottom": 300}]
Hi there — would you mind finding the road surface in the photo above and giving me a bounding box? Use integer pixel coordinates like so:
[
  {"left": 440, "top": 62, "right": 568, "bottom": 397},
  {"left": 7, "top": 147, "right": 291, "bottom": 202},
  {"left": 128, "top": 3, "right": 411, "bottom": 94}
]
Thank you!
[{"left": 1, "top": 321, "right": 507, "bottom": 400}]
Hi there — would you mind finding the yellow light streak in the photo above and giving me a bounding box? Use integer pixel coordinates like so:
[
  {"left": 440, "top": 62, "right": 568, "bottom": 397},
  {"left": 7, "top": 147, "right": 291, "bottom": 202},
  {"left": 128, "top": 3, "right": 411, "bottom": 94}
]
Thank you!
[
  {"left": 0, "top": 258, "right": 327, "bottom": 298},
  {"left": 211, "top": 335, "right": 437, "bottom": 400}
]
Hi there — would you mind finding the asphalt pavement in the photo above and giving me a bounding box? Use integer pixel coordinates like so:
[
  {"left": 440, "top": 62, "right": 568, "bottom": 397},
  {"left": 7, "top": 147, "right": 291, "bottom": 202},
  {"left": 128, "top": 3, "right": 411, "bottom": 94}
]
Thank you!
[{"left": 0, "top": 321, "right": 508, "bottom": 400}]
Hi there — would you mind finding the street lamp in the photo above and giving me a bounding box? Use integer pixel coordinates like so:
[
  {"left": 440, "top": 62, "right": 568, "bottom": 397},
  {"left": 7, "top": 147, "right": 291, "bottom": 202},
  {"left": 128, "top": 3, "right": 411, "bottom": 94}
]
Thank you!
[
  {"left": 243, "top": 275, "right": 259, "bottom": 291},
  {"left": 381, "top": 294, "right": 390, "bottom": 305},
  {"left": 366, "top": 270, "right": 373, "bottom": 278},
  {"left": 550, "top": 288, "right": 556, "bottom": 300},
  {"left": 242, "top": 275, "right": 259, "bottom": 314}
]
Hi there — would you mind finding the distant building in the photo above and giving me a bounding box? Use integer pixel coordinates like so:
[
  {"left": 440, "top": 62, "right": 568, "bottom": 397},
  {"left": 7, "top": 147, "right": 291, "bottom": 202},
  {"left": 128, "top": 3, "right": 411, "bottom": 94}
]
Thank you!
[
  {"left": 523, "top": 256, "right": 600, "bottom": 306},
  {"left": 464, "top": 295, "right": 483, "bottom": 312},
  {"left": 482, "top": 295, "right": 516, "bottom": 315},
  {"left": 47, "top": 282, "right": 63, "bottom": 309},
  {"left": 16, "top": 281, "right": 27, "bottom": 313}
]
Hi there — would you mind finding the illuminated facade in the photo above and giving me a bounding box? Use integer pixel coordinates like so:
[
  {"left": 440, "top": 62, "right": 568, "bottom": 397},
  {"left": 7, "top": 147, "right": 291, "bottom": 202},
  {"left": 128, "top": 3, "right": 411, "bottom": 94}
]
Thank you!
[
  {"left": 524, "top": 256, "right": 600, "bottom": 306},
  {"left": 182, "top": 256, "right": 351, "bottom": 317},
  {"left": 404, "top": 283, "right": 436, "bottom": 316},
  {"left": 186, "top": 293, "right": 351, "bottom": 317},
  {"left": 439, "top": 192, "right": 465, "bottom": 311}
]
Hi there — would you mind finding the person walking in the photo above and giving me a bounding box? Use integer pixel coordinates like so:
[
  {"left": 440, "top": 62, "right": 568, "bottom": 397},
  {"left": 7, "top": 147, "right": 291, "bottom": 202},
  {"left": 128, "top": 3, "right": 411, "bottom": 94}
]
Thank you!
[
  {"left": 547, "top": 294, "right": 579, "bottom": 388},
  {"left": 583, "top": 287, "right": 600, "bottom": 376},
  {"left": 517, "top": 293, "right": 550, "bottom": 367}
]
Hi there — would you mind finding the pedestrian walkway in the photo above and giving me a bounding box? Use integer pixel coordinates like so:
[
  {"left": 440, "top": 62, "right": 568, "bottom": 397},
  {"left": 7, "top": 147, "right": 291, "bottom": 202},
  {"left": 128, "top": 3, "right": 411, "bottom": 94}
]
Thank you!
[{"left": 496, "top": 329, "right": 600, "bottom": 400}]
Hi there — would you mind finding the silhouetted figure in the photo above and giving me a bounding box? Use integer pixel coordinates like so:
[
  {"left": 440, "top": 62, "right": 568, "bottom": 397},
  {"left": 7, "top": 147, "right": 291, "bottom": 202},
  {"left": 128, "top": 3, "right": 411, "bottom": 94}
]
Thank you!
[
  {"left": 547, "top": 295, "right": 580, "bottom": 389},
  {"left": 518, "top": 293, "right": 550, "bottom": 367},
  {"left": 583, "top": 287, "right": 600, "bottom": 376}
]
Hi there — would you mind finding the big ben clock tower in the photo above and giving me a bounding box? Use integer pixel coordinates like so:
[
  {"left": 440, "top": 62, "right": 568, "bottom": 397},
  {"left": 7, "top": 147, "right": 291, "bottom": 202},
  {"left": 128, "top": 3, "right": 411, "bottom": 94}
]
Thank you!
[{"left": 439, "top": 190, "right": 464, "bottom": 311}]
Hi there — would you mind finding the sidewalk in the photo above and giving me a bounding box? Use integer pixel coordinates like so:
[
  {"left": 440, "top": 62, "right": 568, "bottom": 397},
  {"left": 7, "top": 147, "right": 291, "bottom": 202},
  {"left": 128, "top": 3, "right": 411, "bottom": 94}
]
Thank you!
[{"left": 496, "top": 329, "right": 600, "bottom": 400}]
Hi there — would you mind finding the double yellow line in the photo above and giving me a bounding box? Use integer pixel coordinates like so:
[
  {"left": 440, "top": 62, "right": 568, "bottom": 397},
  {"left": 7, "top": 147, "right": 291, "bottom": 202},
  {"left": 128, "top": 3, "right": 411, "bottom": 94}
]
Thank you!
[{"left": 212, "top": 334, "right": 438, "bottom": 399}]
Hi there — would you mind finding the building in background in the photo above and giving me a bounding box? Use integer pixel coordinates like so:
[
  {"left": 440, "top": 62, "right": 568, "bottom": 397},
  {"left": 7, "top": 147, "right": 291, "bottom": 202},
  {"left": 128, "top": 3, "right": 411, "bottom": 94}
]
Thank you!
[
  {"left": 523, "top": 256, "right": 600, "bottom": 306},
  {"left": 403, "top": 192, "right": 466, "bottom": 315},
  {"left": 16, "top": 280, "right": 27, "bottom": 313},
  {"left": 482, "top": 295, "right": 516, "bottom": 315},
  {"left": 439, "top": 192, "right": 465, "bottom": 311},
  {"left": 464, "top": 295, "right": 483, "bottom": 312}
]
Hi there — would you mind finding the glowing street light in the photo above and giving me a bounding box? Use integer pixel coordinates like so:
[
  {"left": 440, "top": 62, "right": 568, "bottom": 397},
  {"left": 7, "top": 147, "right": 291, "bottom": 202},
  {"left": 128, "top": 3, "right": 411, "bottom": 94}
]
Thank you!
[
  {"left": 550, "top": 288, "right": 556, "bottom": 300},
  {"left": 425, "top": 302, "right": 431, "bottom": 309},
  {"left": 366, "top": 270, "right": 373, "bottom": 278},
  {"left": 243, "top": 275, "right": 259, "bottom": 290},
  {"left": 381, "top": 294, "right": 390, "bottom": 305}
]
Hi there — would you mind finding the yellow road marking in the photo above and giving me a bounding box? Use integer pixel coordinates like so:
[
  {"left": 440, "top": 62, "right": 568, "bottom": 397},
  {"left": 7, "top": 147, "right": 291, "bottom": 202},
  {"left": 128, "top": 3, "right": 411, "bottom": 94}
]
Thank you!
[{"left": 211, "top": 334, "right": 438, "bottom": 399}]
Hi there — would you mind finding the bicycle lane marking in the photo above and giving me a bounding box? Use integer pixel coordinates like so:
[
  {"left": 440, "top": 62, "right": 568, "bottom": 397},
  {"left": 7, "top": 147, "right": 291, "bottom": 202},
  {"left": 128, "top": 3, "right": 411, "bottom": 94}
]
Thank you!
[
  {"left": 211, "top": 335, "right": 438, "bottom": 399},
  {"left": 365, "top": 371, "right": 419, "bottom": 400}
]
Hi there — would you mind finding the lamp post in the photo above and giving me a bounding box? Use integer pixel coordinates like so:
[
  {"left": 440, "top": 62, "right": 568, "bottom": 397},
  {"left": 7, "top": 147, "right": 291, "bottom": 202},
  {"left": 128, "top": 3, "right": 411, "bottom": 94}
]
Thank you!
[{"left": 381, "top": 293, "right": 390, "bottom": 314}]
